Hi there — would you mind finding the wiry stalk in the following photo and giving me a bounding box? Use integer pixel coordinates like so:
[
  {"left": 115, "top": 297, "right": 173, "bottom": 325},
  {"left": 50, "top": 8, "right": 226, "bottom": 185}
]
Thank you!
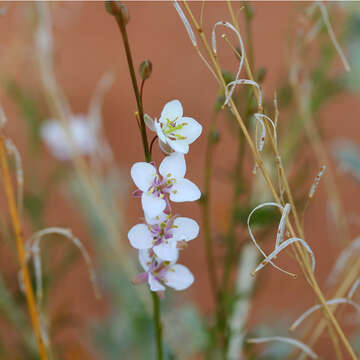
[
  {"left": 106, "top": 3, "right": 163, "bottom": 358},
  {"left": 109, "top": 2, "right": 150, "bottom": 162},
  {"left": 0, "top": 136, "right": 48, "bottom": 360}
]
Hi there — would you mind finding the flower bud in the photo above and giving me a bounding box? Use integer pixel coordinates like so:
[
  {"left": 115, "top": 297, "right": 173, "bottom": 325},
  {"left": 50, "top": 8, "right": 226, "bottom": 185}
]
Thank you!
[
  {"left": 139, "top": 60, "right": 153, "bottom": 80},
  {"left": 105, "top": 1, "right": 130, "bottom": 25}
]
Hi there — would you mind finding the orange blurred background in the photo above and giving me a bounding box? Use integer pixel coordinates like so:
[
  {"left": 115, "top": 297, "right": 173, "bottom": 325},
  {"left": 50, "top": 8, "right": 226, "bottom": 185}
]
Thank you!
[{"left": 0, "top": 2, "right": 359, "bottom": 358}]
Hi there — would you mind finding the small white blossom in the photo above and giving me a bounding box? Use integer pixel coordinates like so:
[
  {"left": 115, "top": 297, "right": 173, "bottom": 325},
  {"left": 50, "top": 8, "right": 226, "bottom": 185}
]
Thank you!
[
  {"left": 128, "top": 213, "right": 199, "bottom": 261},
  {"left": 134, "top": 249, "right": 194, "bottom": 292},
  {"left": 147, "top": 100, "right": 202, "bottom": 154},
  {"left": 41, "top": 115, "right": 97, "bottom": 160},
  {"left": 131, "top": 152, "right": 201, "bottom": 218}
]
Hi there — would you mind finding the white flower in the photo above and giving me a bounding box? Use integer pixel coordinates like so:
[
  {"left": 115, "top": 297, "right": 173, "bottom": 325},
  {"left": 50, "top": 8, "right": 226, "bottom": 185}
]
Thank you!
[
  {"left": 149, "top": 100, "right": 202, "bottom": 154},
  {"left": 128, "top": 213, "right": 199, "bottom": 261},
  {"left": 131, "top": 152, "right": 201, "bottom": 218},
  {"left": 41, "top": 115, "right": 97, "bottom": 160},
  {"left": 136, "top": 249, "right": 194, "bottom": 291}
]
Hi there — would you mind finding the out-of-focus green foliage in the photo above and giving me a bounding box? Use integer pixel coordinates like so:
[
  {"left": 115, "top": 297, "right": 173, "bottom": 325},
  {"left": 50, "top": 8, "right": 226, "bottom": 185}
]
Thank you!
[
  {"left": 333, "top": 141, "right": 360, "bottom": 183},
  {"left": 234, "top": 206, "right": 280, "bottom": 227},
  {"left": 343, "top": 5, "right": 360, "bottom": 92},
  {"left": 6, "top": 79, "right": 44, "bottom": 153}
]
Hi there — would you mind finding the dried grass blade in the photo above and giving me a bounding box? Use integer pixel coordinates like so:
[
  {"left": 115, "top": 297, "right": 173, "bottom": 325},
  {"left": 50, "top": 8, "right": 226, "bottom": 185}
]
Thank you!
[
  {"left": 253, "top": 237, "right": 315, "bottom": 276},
  {"left": 211, "top": 21, "right": 245, "bottom": 105},
  {"left": 26, "top": 227, "right": 100, "bottom": 305},
  {"left": 291, "top": 298, "right": 360, "bottom": 331},
  {"left": 318, "top": 2, "right": 350, "bottom": 72},
  {"left": 247, "top": 336, "right": 318, "bottom": 359},
  {"left": 348, "top": 279, "right": 360, "bottom": 300},
  {"left": 276, "top": 203, "right": 291, "bottom": 249},
  {"left": 173, "top": 1, "right": 197, "bottom": 46},
  {"left": 247, "top": 202, "right": 296, "bottom": 277},
  {"left": 327, "top": 236, "right": 360, "bottom": 285}
]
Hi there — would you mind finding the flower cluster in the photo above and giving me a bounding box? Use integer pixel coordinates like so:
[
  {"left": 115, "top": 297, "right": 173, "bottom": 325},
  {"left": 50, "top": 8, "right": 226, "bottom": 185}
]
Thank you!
[{"left": 128, "top": 100, "right": 202, "bottom": 293}]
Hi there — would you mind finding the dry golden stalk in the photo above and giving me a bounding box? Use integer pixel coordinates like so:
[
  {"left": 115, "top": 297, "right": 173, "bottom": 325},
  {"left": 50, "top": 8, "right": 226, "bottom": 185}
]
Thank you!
[{"left": 0, "top": 135, "right": 48, "bottom": 360}]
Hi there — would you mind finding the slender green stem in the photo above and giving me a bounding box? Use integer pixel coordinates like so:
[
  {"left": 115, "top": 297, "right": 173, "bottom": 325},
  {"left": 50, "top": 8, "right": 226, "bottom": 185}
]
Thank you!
[
  {"left": 111, "top": 5, "right": 151, "bottom": 162},
  {"left": 152, "top": 292, "right": 163, "bottom": 360}
]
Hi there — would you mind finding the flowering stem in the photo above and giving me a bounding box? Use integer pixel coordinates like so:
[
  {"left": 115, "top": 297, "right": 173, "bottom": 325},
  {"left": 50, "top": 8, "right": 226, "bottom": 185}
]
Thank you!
[
  {"left": 0, "top": 136, "right": 48, "bottom": 360},
  {"left": 110, "top": 3, "right": 151, "bottom": 162},
  {"left": 152, "top": 292, "right": 163, "bottom": 360},
  {"left": 108, "top": 5, "right": 165, "bottom": 358}
]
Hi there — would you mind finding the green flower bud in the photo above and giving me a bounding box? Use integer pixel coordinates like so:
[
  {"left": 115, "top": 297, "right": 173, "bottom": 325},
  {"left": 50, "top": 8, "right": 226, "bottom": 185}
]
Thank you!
[
  {"left": 139, "top": 60, "right": 153, "bottom": 80},
  {"left": 105, "top": 1, "right": 130, "bottom": 25}
]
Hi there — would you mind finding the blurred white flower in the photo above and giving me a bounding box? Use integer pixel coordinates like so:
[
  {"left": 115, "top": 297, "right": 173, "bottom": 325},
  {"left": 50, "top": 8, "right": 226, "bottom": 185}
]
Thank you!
[
  {"left": 131, "top": 152, "right": 201, "bottom": 218},
  {"left": 41, "top": 115, "right": 97, "bottom": 160},
  {"left": 128, "top": 213, "right": 199, "bottom": 261},
  {"left": 146, "top": 100, "right": 202, "bottom": 154},
  {"left": 134, "top": 249, "right": 194, "bottom": 292}
]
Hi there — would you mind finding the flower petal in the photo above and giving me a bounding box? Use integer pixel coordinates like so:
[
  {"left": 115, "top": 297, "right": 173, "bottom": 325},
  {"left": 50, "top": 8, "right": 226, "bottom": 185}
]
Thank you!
[
  {"left": 160, "top": 100, "right": 183, "bottom": 124},
  {"left": 165, "top": 264, "right": 194, "bottom": 290},
  {"left": 138, "top": 249, "right": 152, "bottom": 271},
  {"left": 41, "top": 120, "right": 71, "bottom": 160},
  {"left": 177, "top": 117, "right": 202, "bottom": 144},
  {"left": 141, "top": 192, "right": 166, "bottom": 218},
  {"left": 154, "top": 120, "right": 167, "bottom": 143},
  {"left": 71, "top": 116, "right": 97, "bottom": 154},
  {"left": 145, "top": 212, "right": 168, "bottom": 225},
  {"left": 144, "top": 114, "right": 155, "bottom": 131},
  {"left": 170, "top": 178, "right": 201, "bottom": 202},
  {"left": 167, "top": 138, "right": 189, "bottom": 154},
  {"left": 128, "top": 224, "right": 153, "bottom": 249},
  {"left": 131, "top": 162, "right": 156, "bottom": 191},
  {"left": 159, "top": 152, "right": 186, "bottom": 179},
  {"left": 153, "top": 241, "right": 179, "bottom": 262},
  {"left": 173, "top": 217, "right": 199, "bottom": 241},
  {"left": 158, "top": 139, "right": 173, "bottom": 155},
  {"left": 148, "top": 273, "right": 166, "bottom": 292}
]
